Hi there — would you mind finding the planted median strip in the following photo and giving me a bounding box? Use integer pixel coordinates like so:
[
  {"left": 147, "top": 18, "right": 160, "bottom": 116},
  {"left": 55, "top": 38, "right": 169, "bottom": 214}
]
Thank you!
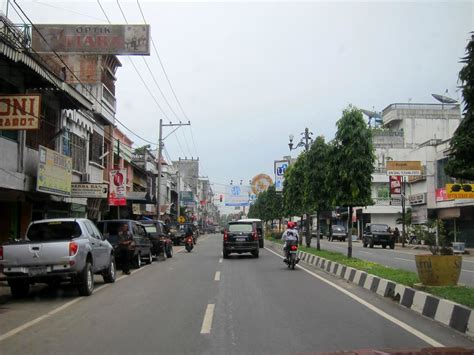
[{"left": 266, "top": 237, "right": 474, "bottom": 309}]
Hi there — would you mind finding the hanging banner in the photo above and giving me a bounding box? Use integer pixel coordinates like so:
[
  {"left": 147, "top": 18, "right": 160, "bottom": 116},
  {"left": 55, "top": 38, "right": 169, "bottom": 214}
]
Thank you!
[
  {"left": 32, "top": 24, "right": 150, "bottom": 55},
  {"left": 0, "top": 94, "right": 41, "bottom": 130},
  {"left": 389, "top": 176, "right": 402, "bottom": 196},
  {"left": 37, "top": 145, "right": 72, "bottom": 197},
  {"left": 109, "top": 169, "right": 127, "bottom": 206},
  {"left": 274, "top": 160, "right": 289, "bottom": 192},
  {"left": 225, "top": 185, "right": 251, "bottom": 207}
]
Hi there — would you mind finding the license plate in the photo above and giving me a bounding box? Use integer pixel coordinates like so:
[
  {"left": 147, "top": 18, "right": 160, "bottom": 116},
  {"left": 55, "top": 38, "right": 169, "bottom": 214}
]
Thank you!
[
  {"left": 236, "top": 238, "right": 246, "bottom": 242},
  {"left": 289, "top": 250, "right": 297, "bottom": 254},
  {"left": 28, "top": 266, "right": 47, "bottom": 276}
]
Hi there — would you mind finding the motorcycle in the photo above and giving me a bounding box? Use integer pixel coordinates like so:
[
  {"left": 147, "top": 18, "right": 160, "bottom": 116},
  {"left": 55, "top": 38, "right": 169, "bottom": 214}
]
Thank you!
[
  {"left": 185, "top": 235, "right": 194, "bottom": 252},
  {"left": 284, "top": 240, "right": 299, "bottom": 270}
]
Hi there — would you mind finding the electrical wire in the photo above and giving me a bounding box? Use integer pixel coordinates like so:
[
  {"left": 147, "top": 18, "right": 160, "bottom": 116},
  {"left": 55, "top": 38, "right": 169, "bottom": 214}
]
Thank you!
[
  {"left": 34, "top": 1, "right": 107, "bottom": 21},
  {"left": 11, "top": 0, "right": 158, "bottom": 148},
  {"left": 96, "top": 0, "right": 111, "bottom": 23}
]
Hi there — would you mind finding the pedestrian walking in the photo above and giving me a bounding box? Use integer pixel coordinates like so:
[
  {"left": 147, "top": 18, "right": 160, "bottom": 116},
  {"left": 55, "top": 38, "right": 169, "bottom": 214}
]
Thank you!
[
  {"left": 118, "top": 223, "right": 132, "bottom": 275},
  {"left": 393, "top": 227, "right": 400, "bottom": 243}
]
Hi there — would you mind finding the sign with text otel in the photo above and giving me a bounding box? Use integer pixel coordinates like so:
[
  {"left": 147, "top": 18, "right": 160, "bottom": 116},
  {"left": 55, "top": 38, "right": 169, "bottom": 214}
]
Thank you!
[
  {"left": 386, "top": 161, "right": 422, "bottom": 176},
  {"left": 0, "top": 94, "right": 41, "bottom": 130},
  {"left": 446, "top": 184, "right": 474, "bottom": 200}
]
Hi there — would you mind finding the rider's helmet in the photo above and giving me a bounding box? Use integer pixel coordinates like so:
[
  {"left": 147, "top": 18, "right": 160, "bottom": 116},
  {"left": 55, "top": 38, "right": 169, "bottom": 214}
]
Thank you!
[{"left": 287, "top": 221, "right": 296, "bottom": 229}]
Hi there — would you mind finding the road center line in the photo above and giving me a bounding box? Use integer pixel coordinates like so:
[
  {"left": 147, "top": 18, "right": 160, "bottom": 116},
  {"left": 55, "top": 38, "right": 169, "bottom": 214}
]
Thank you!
[
  {"left": 264, "top": 247, "right": 444, "bottom": 347},
  {"left": 200, "top": 304, "right": 215, "bottom": 334},
  {"left": 463, "top": 269, "right": 474, "bottom": 274},
  {"left": 219, "top": 258, "right": 223, "bottom": 263},
  {"left": 359, "top": 251, "right": 373, "bottom": 255},
  {"left": 214, "top": 271, "right": 221, "bottom": 281}
]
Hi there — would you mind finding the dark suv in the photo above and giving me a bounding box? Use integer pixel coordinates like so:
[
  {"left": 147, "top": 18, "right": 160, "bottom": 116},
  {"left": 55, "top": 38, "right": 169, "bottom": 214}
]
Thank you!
[
  {"left": 222, "top": 221, "right": 259, "bottom": 258},
  {"left": 96, "top": 220, "right": 153, "bottom": 268},
  {"left": 329, "top": 225, "right": 347, "bottom": 242},
  {"left": 362, "top": 224, "right": 395, "bottom": 249},
  {"left": 140, "top": 220, "right": 173, "bottom": 259},
  {"left": 238, "top": 219, "right": 264, "bottom": 248}
]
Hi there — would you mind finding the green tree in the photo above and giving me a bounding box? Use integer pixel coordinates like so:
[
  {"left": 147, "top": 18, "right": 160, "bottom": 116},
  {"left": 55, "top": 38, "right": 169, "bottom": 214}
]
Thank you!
[
  {"left": 134, "top": 144, "right": 151, "bottom": 155},
  {"left": 332, "top": 105, "right": 375, "bottom": 257},
  {"left": 446, "top": 34, "right": 474, "bottom": 180},
  {"left": 304, "top": 136, "right": 332, "bottom": 250}
]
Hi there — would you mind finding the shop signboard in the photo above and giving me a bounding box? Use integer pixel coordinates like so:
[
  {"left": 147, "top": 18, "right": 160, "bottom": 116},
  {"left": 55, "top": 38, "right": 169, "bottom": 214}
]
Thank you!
[
  {"left": 32, "top": 24, "right": 150, "bottom": 55},
  {"left": 386, "top": 161, "right": 422, "bottom": 176},
  {"left": 435, "top": 188, "right": 451, "bottom": 202},
  {"left": 446, "top": 184, "right": 474, "bottom": 200},
  {"left": 0, "top": 94, "right": 41, "bottom": 130},
  {"left": 109, "top": 169, "right": 127, "bottom": 206},
  {"left": 37, "top": 145, "right": 72, "bottom": 197},
  {"left": 71, "top": 183, "right": 108, "bottom": 198}
]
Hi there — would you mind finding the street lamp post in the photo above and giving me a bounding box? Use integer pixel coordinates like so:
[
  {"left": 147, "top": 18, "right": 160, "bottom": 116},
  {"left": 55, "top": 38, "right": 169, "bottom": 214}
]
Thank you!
[{"left": 288, "top": 127, "right": 313, "bottom": 246}]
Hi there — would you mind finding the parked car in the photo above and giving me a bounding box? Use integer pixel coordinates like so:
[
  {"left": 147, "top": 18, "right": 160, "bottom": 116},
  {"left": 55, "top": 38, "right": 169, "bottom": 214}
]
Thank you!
[
  {"left": 362, "top": 224, "right": 395, "bottom": 249},
  {"left": 238, "top": 218, "right": 264, "bottom": 248},
  {"left": 0, "top": 218, "right": 116, "bottom": 298},
  {"left": 222, "top": 221, "right": 260, "bottom": 258},
  {"left": 140, "top": 220, "right": 173, "bottom": 259},
  {"left": 329, "top": 225, "right": 347, "bottom": 242},
  {"left": 96, "top": 220, "right": 153, "bottom": 268}
]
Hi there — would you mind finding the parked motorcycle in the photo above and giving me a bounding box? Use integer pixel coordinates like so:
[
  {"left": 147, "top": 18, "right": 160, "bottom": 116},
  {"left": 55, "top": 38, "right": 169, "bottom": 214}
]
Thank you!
[
  {"left": 185, "top": 235, "right": 194, "bottom": 252},
  {"left": 284, "top": 240, "right": 299, "bottom": 270}
]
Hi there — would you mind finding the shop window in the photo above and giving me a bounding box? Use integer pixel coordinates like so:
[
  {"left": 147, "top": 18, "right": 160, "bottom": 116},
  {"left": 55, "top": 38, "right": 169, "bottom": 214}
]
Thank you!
[{"left": 25, "top": 116, "right": 57, "bottom": 150}]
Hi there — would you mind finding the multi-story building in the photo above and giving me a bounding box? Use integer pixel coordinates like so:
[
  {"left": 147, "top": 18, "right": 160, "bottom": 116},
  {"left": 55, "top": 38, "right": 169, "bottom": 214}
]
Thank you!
[{"left": 358, "top": 102, "right": 471, "bottom": 244}]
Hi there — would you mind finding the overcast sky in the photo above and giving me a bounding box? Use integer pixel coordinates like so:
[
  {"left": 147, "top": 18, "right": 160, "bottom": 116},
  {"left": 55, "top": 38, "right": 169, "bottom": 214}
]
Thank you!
[{"left": 2, "top": 0, "right": 472, "bottom": 211}]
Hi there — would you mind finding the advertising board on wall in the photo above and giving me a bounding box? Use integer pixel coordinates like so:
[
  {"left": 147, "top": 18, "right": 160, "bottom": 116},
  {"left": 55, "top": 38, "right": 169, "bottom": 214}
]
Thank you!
[
  {"left": 251, "top": 174, "right": 273, "bottom": 195},
  {"left": 109, "top": 169, "right": 127, "bottom": 206},
  {"left": 386, "top": 161, "right": 422, "bottom": 176},
  {"left": 274, "top": 160, "right": 289, "bottom": 192},
  {"left": 0, "top": 94, "right": 41, "bottom": 130},
  {"left": 37, "top": 145, "right": 72, "bottom": 197},
  {"left": 446, "top": 184, "right": 474, "bottom": 200},
  {"left": 32, "top": 24, "right": 150, "bottom": 55},
  {"left": 71, "top": 183, "right": 108, "bottom": 198}
]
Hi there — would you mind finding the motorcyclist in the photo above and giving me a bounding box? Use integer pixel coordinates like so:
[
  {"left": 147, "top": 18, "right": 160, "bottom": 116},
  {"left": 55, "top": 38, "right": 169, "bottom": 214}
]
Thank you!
[
  {"left": 282, "top": 221, "right": 299, "bottom": 262},
  {"left": 185, "top": 225, "right": 194, "bottom": 245}
]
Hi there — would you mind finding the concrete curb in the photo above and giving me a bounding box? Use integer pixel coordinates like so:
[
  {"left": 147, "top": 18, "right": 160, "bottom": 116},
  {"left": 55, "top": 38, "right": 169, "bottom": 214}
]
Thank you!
[{"left": 272, "top": 241, "right": 474, "bottom": 338}]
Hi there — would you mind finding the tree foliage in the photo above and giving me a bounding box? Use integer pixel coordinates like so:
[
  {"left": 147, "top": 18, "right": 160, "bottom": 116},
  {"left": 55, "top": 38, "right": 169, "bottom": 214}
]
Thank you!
[
  {"left": 248, "top": 185, "right": 283, "bottom": 222},
  {"left": 446, "top": 34, "right": 474, "bottom": 180},
  {"left": 331, "top": 105, "right": 375, "bottom": 207}
]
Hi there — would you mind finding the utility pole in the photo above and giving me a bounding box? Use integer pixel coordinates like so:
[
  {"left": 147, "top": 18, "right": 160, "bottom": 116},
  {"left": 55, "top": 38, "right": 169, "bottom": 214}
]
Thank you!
[
  {"left": 156, "top": 119, "right": 190, "bottom": 220},
  {"left": 401, "top": 177, "right": 406, "bottom": 247}
]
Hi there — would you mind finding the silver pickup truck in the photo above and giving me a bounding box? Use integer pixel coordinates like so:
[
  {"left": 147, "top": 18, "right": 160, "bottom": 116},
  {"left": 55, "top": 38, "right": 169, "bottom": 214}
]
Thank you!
[{"left": 0, "top": 218, "right": 116, "bottom": 298}]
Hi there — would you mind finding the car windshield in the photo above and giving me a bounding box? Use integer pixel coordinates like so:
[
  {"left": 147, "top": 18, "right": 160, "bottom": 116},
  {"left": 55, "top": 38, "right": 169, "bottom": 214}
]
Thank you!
[
  {"left": 228, "top": 223, "right": 253, "bottom": 233},
  {"left": 27, "top": 221, "right": 82, "bottom": 242},
  {"left": 371, "top": 224, "right": 389, "bottom": 232}
]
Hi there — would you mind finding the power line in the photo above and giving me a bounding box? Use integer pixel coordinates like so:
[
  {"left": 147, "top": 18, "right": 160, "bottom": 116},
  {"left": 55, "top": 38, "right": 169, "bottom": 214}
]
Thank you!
[
  {"left": 96, "top": 0, "right": 111, "bottom": 23},
  {"left": 34, "top": 1, "right": 107, "bottom": 21},
  {"left": 11, "top": 0, "right": 158, "bottom": 148}
]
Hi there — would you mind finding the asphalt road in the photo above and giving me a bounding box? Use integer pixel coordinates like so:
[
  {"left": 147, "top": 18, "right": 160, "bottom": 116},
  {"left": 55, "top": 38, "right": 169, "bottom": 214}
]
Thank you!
[
  {"left": 310, "top": 238, "right": 474, "bottom": 286},
  {"left": 1, "top": 234, "right": 473, "bottom": 354}
]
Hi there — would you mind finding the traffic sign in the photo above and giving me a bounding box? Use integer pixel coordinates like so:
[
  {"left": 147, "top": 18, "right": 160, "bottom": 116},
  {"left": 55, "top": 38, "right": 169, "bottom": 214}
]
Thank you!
[{"left": 178, "top": 216, "right": 186, "bottom": 223}]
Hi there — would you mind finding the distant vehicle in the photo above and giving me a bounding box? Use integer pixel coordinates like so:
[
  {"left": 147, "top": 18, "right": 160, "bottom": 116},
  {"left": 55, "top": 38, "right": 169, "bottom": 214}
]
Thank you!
[
  {"left": 173, "top": 223, "right": 197, "bottom": 245},
  {"left": 96, "top": 220, "right": 153, "bottom": 268},
  {"left": 140, "top": 220, "right": 174, "bottom": 259},
  {"left": 329, "top": 225, "right": 347, "bottom": 242},
  {"left": 0, "top": 218, "right": 116, "bottom": 298},
  {"left": 362, "top": 224, "right": 395, "bottom": 249},
  {"left": 222, "top": 221, "right": 260, "bottom": 258},
  {"left": 238, "top": 218, "right": 264, "bottom": 248}
]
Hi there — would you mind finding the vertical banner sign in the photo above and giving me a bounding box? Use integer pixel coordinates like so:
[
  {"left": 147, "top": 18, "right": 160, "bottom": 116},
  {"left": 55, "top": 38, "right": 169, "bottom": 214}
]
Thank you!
[
  {"left": 109, "top": 169, "right": 127, "bottom": 206},
  {"left": 274, "top": 160, "right": 289, "bottom": 192},
  {"left": 389, "top": 176, "right": 402, "bottom": 196}
]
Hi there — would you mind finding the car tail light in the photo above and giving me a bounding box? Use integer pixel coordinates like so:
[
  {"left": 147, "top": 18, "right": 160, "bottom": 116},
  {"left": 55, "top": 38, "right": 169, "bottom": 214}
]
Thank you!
[
  {"left": 0, "top": 246, "right": 3, "bottom": 260},
  {"left": 223, "top": 231, "right": 228, "bottom": 242},
  {"left": 252, "top": 231, "right": 258, "bottom": 241},
  {"left": 69, "top": 242, "right": 78, "bottom": 256},
  {"left": 290, "top": 245, "right": 298, "bottom": 251}
]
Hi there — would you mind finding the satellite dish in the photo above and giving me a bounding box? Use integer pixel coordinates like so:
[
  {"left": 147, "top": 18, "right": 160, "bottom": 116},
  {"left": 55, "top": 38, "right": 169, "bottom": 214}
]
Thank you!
[
  {"left": 432, "top": 94, "right": 458, "bottom": 104},
  {"left": 360, "top": 109, "right": 382, "bottom": 119}
]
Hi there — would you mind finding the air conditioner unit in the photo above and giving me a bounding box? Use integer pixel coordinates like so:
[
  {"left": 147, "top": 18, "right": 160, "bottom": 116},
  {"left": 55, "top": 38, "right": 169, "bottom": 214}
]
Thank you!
[{"left": 81, "top": 173, "right": 90, "bottom": 182}]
